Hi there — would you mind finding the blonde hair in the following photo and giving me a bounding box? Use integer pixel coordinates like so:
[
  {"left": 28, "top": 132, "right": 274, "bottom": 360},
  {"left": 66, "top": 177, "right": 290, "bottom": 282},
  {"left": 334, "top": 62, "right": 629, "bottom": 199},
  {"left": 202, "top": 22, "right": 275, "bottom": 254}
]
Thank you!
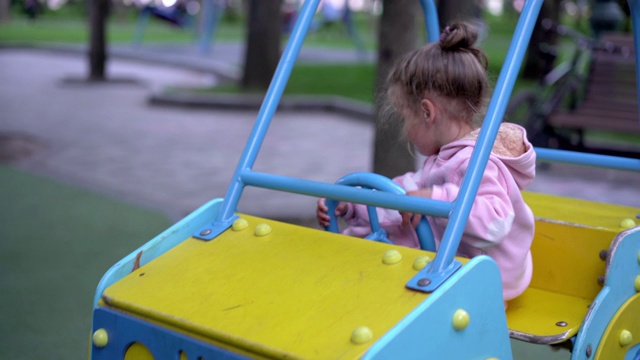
[{"left": 386, "top": 21, "right": 490, "bottom": 132}]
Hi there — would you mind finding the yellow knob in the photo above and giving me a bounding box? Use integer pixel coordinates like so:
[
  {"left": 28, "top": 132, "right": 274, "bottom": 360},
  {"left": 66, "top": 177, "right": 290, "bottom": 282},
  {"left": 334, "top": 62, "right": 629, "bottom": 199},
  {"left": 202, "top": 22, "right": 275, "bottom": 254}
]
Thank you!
[
  {"left": 620, "top": 330, "right": 633, "bottom": 347},
  {"left": 452, "top": 309, "right": 470, "bottom": 330},
  {"left": 635, "top": 275, "right": 640, "bottom": 292},
  {"left": 254, "top": 223, "right": 272, "bottom": 237},
  {"left": 351, "top": 326, "right": 373, "bottom": 344},
  {"left": 413, "top": 255, "right": 431, "bottom": 270},
  {"left": 92, "top": 328, "right": 109, "bottom": 348},
  {"left": 382, "top": 250, "right": 402, "bottom": 265},
  {"left": 232, "top": 218, "right": 249, "bottom": 231},
  {"left": 620, "top": 218, "right": 636, "bottom": 229}
]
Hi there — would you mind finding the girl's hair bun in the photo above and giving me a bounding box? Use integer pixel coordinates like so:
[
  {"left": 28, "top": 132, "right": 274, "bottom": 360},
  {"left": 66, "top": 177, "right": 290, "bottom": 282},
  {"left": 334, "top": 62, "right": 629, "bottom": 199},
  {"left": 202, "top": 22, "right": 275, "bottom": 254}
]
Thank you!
[{"left": 439, "top": 22, "right": 479, "bottom": 51}]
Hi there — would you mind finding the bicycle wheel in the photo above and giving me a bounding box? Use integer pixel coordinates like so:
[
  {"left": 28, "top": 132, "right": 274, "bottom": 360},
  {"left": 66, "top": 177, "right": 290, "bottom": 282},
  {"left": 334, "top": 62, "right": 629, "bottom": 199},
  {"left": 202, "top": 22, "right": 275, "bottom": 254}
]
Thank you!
[
  {"left": 505, "top": 89, "right": 537, "bottom": 119},
  {"left": 504, "top": 90, "right": 546, "bottom": 144}
]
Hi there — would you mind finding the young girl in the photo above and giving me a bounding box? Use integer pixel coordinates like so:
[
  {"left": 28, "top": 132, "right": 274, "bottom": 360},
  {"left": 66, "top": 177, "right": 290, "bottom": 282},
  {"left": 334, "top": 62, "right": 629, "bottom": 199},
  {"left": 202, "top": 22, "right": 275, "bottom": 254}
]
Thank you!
[{"left": 317, "top": 22, "right": 536, "bottom": 303}]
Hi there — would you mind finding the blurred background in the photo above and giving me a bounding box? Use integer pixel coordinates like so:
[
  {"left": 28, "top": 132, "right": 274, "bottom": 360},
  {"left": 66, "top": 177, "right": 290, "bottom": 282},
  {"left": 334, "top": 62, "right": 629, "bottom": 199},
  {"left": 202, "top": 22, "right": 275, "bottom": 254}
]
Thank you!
[{"left": 1, "top": 0, "right": 639, "bottom": 359}]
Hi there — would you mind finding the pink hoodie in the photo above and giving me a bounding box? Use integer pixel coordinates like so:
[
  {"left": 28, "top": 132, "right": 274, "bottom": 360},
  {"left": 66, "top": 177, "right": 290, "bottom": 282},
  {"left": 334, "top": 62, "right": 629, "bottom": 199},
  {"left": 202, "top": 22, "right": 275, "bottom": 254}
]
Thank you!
[{"left": 342, "top": 123, "right": 536, "bottom": 301}]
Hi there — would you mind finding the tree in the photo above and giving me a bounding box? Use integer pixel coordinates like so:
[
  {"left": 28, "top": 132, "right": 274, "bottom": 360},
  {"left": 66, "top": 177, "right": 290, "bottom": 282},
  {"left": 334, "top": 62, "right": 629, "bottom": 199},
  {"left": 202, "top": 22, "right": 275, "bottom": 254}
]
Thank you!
[
  {"left": 521, "top": 0, "right": 561, "bottom": 80},
  {"left": 436, "top": 0, "right": 482, "bottom": 28},
  {"left": 241, "top": 0, "right": 283, "bottom": 90},
  {"left": 372, "top": 0, "right": 420, "bottom": 177},
  {"left": 0, "top": 0, "right": 10, "bottom": 23},
  {"left": 88, "top": 0, "right": 110, "bottom": 80}
]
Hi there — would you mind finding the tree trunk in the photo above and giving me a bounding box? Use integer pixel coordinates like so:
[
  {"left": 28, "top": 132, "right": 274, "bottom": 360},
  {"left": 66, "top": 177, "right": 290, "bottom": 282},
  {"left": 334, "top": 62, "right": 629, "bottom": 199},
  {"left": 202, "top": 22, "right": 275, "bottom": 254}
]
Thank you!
[
  {"left": 88, "top": 0, "right": 110, "bottom": 80},
  {"left": 0, "top": 0, "right": 10, "bottom": 23},
  {"left": 522, "top": 0, "right": 560, "bottom": 80},
  {"left": 436, "top": 0, "right": 482, "bottom": 28},
  {"left": 372, "top": 0, "right": 420, "bottom": 177},
  {"left": 241, "top": 0, "right": 283, "bottom": 90}
]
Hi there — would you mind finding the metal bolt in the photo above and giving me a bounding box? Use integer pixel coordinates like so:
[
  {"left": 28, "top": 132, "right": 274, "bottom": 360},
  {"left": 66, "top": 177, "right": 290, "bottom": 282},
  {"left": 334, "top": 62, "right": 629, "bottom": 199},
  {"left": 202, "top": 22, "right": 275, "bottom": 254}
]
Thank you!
[
  {"left": 586, "top": 344, "right": 592, "bottom": 358},
  {"left": 417, "top": 278, "right": 431, "bottom": 287},
  {"left": 199, "top": 229, "right": 212, "bottom": 236},
  {"left": 599, "top": 250, "right": 608, "bottom": 261},
  {"left": 556, "top": 321, "right": 567, "bottom": 327}
]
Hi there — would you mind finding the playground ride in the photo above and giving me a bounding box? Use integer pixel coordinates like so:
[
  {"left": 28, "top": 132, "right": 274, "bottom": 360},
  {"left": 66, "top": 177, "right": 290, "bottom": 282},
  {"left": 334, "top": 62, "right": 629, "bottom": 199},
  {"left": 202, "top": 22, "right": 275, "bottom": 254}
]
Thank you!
[
  {"left": 132, "top": 0, "right": 225, "bottom": 54},
  {"left": 90, "top": 0, "right": 640, "bottom": 359}
]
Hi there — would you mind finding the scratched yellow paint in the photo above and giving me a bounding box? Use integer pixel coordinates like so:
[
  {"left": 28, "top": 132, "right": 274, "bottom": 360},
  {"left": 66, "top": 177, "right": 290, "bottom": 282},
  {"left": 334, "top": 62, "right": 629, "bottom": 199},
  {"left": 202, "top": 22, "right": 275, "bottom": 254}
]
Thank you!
[
  {"left": 523, "top": 192, "right": 640, "bottom": 300},
  {"left": 506, "top": 287, "right": 591, "bottom": 343},
  {"left": 523, "top": 191, "right": 639, "bottom": 230},
  {"left": 528, "top": 221, "right": 612, "bottom": 300},
  {"left": 103, "top": 215, "right": 449, "bottom": 359}
]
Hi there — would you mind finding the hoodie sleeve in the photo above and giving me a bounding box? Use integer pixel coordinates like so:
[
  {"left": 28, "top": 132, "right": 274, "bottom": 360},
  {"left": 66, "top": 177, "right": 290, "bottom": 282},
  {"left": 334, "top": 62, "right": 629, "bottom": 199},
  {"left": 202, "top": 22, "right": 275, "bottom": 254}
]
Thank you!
[{"left": 430, "top": 158, "right": 515, "bottom": 249}]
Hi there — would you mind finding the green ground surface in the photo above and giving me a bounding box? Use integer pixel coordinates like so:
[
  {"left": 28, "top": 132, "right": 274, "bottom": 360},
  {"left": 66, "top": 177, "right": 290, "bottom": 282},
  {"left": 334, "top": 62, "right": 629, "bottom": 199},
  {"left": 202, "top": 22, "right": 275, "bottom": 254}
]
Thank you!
[{"left": 0, "top": 166, "right": 171, "bottom": 359}]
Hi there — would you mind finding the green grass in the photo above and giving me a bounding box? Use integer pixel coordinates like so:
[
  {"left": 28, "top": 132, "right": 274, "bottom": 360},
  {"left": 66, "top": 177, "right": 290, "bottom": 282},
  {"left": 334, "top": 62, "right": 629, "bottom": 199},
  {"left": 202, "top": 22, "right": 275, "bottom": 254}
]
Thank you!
[
  {"left": 0, "top": 5, "right": 376, "bottom": 47},
  {"left": 0, "top": 16, "right": 204, "bottom": 44},
  {"left": 0, "top": 166, "right": 171, "bottom": 359},
  {"left": 194, "top": 13, "right": 526, "bottom": 106},
  {"left": 206, "top": 63, "right": 377, "bottom": 103}
]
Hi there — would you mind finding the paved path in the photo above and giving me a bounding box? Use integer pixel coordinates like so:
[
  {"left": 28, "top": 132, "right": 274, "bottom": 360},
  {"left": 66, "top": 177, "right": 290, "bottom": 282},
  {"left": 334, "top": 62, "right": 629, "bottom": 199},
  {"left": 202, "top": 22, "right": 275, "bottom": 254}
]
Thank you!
[
  {"left": 1, "top": 47, "right": 638, "bottom": 226},
  {"left": 0, "top": 49, "right": 373, "bottom": 222}
]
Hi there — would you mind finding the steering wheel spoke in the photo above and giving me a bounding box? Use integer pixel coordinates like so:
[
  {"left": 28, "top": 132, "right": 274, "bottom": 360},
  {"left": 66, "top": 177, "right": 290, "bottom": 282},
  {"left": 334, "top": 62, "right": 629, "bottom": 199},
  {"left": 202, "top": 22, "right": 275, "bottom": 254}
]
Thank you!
[{"left": 324, "top": 172, "right": 436, "bottom": 251}]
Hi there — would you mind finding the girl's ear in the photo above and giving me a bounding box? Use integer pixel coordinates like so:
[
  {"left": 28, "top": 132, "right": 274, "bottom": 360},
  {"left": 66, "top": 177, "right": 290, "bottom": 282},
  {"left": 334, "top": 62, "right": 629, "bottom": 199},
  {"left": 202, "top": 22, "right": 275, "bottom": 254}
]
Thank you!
[{"left": 420, "top": 99, "right": 436, "bottom": 125}]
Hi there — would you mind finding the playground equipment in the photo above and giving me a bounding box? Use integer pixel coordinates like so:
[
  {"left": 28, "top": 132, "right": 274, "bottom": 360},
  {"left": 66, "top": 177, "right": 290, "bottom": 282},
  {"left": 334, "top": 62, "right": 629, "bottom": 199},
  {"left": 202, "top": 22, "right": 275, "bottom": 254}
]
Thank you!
[
  {"left": 90, "top": 0, "right": 640, "bottom": 359},
  {"left": 132, "top": 0, "right": 225, "bottom": 55}
]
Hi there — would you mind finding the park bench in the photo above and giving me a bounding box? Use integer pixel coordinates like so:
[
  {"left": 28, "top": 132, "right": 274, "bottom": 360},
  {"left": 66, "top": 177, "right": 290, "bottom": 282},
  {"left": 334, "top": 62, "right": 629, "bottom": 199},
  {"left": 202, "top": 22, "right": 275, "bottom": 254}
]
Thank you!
[{"left": 547, "top": 32, "right": 640, "bottom": 156}]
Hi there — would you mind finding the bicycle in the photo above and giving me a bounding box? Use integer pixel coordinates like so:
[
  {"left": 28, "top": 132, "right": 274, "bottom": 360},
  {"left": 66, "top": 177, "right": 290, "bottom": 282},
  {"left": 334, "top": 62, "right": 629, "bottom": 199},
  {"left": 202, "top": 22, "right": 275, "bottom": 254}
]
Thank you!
[{"left": 504, "top": 19, "right": 632, "bottom": 150}]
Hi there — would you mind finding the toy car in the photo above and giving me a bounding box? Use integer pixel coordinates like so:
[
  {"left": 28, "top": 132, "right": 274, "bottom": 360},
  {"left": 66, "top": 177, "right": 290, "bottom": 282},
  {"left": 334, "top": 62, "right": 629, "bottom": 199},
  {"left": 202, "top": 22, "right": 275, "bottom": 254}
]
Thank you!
[{"left": 89, "top": 0, "right": 640, "bottom": 358}]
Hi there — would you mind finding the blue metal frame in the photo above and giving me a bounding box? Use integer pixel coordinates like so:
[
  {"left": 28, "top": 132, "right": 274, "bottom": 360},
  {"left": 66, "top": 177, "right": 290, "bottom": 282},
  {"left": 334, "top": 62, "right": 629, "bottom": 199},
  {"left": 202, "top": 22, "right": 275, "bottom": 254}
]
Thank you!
[
  {"left": 194, "top": 0, "right": 639, "bottom": 294},
  {"left": 194, "top": 0, "right": 323, "bottom": 241},
  {"left": 419, "top": 0, "right": 440, "bottom": 43}
]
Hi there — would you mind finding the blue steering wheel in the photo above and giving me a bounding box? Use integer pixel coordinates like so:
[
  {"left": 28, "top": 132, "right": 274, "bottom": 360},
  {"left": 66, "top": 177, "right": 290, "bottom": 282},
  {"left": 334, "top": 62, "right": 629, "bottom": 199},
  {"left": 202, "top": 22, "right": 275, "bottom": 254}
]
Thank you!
[{"left": 324, "top": 172, "right": 436, "bottom": 251}]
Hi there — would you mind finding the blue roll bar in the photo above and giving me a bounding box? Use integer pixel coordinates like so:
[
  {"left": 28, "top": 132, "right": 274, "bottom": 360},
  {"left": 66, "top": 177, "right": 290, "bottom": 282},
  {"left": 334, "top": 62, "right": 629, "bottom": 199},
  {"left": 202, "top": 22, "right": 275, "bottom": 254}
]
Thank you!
[{"left": 419, "top": 0, "right": 440, "bottom": 43}]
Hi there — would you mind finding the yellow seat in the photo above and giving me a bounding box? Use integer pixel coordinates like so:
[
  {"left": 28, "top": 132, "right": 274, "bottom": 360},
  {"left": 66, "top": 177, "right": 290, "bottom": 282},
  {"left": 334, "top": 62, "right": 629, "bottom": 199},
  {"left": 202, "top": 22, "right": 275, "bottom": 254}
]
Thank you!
[{"left": 505, "top": 192, "right": 640, "bottom": 344}]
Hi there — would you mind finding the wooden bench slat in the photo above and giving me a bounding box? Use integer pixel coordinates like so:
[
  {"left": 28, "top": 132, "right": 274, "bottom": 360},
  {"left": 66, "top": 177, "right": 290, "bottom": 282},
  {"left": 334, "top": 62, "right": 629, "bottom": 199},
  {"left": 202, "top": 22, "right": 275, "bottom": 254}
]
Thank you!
[
  {"left": 550, "top": 113, "right": 640, "bottom": 133},
  {"left": 541, "top": 33, "right": 640, "bottom": 138}
]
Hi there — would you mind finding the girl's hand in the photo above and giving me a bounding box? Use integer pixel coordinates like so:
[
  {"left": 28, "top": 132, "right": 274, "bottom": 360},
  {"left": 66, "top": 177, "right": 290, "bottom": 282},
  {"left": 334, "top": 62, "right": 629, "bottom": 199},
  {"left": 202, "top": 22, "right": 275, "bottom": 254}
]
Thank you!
[
  {"left": 317, "top": 198, "right": 347, "bottom": 228},
  {"left": 400, "top": 188, "right": 433, "bottom": 228}
]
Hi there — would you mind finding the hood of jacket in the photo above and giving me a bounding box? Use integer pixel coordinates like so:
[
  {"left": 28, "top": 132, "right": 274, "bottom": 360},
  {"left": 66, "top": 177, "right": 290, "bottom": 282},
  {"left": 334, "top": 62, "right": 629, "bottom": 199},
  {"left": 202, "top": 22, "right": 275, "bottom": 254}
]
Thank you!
[{"left": 437, "top": 122, "right": 536, "bottom": 189}]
